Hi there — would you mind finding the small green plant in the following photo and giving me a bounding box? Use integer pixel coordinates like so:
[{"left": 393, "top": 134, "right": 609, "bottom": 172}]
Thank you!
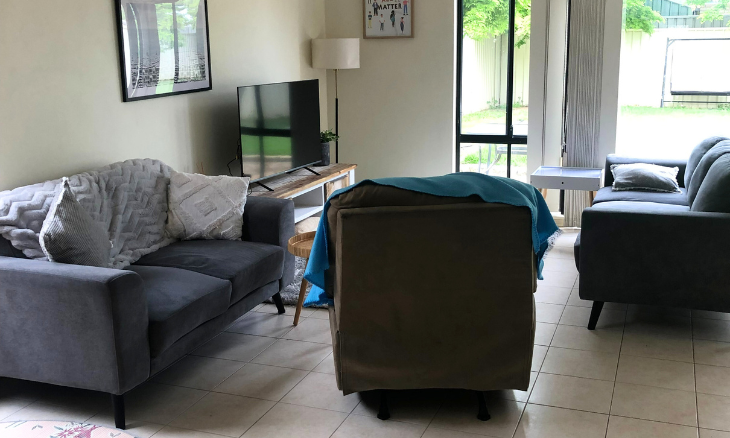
[{"left": 320, "top": 129, "right": 340, "bottom": 143}]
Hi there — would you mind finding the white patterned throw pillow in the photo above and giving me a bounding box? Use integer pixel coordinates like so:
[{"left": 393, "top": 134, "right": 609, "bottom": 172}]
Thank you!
[{"left": 166, "top": 171, "right": 250, "bottom": 241}]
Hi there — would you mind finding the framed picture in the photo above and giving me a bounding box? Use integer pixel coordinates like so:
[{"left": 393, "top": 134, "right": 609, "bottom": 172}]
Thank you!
[
  {"left": 364, "top": 0, "right": 413, "bottom": 39},
  {"left": 114, "top": 0, "right": 212, "bottom": 102}
]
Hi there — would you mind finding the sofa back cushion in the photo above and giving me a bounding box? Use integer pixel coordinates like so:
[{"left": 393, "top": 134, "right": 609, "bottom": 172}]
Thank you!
[
  {"left": 0, "top": 159, "right": 174, "bottom": 268},
  {"left": 692, "top": 154, "right": 730, "bottom": 213},
  {"left": 688, "top": 141, "right": 730, "bottom": 208},
  {"left": 0, "top": 236, "right": 26, "bottom": 258},
  {"left": 685, "top": 136, "right": 729, "bottom": 188}
]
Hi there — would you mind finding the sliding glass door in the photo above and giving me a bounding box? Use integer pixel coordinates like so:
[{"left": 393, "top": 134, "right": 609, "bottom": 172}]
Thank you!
[{"left": 456, "top": 0, "right": 531, "bottom": 181}]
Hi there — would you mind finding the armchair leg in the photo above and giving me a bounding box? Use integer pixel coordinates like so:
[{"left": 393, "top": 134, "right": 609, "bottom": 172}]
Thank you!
[
  {"left": 477, "top": 391, "right": 491, "bottom": 421},
  {"left": 272, "top": 292, "right": 286, "bottom": 314},
  {"left": 588, "top": 301, "right": 604, "bottom": 330},
  {"left": 377, "top": 390, "right": 391, "bottom": 420},
  {"left": 111, "top": 394, "right": 125, "bottom": 430}
]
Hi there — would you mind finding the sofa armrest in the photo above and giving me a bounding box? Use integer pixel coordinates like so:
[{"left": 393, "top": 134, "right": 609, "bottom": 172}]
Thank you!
[
  {"left": 605, "top": 155, "right": 688, "bottom": 188},
  {"left": 0, "top": 257, "right": 150, "bottom": 394},
  {"left": 243, "top": 197, "right": 295, "bottom": 288},
  {"left": 579, "top": 203, "right": 730, "bottom": 310}
]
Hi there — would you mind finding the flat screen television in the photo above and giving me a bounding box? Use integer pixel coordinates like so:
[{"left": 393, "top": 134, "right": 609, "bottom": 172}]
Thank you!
[{"left": 237, "top": 79, "right": 322, "bottom": 182}]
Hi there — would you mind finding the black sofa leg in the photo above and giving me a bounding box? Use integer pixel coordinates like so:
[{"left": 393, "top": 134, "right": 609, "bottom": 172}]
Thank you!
[
  {"left": 272, "top": 292, "right": 286, "bottom": 314},
  {"left": 588, "top": 301, "right": 604, "bottom": 330},
  {"left": 111, "top": 394, "right": 125, "bottom": 430},
  {"left": 477, "top": 391, "right": 491, "bottom": 421},
  {"left": 377, "top": 390, "right": 391, "bottom": 420}
]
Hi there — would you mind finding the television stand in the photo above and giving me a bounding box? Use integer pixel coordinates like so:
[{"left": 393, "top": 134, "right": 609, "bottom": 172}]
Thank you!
[{"left": 249, "top": 163, "right": 357, "bottom": 223}]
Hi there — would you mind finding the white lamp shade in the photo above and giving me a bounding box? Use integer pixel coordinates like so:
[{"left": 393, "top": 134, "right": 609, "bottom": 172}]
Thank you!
[{"left": 312, "top": 38, "right": 360, "bottom": 70}]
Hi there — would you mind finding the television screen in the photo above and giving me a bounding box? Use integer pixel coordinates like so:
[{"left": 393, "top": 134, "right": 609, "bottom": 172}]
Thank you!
[{"left": 237, "top": 79, "right": 322, "bottom": 181}]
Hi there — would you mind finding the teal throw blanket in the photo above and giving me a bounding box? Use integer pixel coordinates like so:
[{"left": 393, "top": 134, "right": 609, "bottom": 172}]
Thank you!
[{"left": 303, "top": 173, "right": 560, "bottom": 307}]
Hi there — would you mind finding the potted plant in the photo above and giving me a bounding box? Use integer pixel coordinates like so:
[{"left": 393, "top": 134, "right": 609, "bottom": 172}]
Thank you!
[{"left": 319, "top": 129, "right": 339, "bottom": 166}]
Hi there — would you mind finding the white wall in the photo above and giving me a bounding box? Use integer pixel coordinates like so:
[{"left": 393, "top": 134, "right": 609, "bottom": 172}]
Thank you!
[
  {"left": 324, "top": 0, "right": 455, "bottom": 180},
  {"left": 598, "top": 0, "right": 624, "bottom": 166},
  {"left": 0, "top": 0, "right": 328, "bottom": 191}
]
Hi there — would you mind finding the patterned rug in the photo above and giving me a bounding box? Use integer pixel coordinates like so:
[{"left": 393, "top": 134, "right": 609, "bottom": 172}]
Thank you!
[{"left": 0, "top": 421, "right": 134, "bottom": 438}]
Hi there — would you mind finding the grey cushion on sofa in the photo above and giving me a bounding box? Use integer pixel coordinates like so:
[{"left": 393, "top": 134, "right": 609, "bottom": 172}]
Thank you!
[
  {"left": 605, "top": 155, "right": 688, "bottom": 188},
  {"left": 685, "top": 136, "right": 729, "bottom": 188},
  {"left": 592, "top": 187, "right": 688, "bottom": 206},
  {"left": 687, "top": 142, "right": 730, "bottom": 208},
  {"left": 127, "top": 265, "right": 232, "bottom": 357},
  {"left": 135, "top": 240, "right": 285, "bottom": 304},
  {"left": 692, "top": 154, "right": 730, "bottom": 213}
]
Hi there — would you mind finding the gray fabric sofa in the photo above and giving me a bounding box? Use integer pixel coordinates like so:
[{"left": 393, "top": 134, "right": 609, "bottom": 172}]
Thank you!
[
  {"left": 575, "top": 139, "right": 730, "bottom": 330},
  {"left": 0, "top": 195, "right": 295, "bottom": 429}
]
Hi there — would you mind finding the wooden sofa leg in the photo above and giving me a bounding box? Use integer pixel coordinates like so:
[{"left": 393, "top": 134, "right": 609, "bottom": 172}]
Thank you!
[
  {"left": 588, "top": 301, "right": 604, "bottom": 330},
  {"left": 111, "top": 394, "right": 125, "bottom": 430},
  {"left": 477, "top": 391, "right": 491, "bottom": 421},
  {"left": 377, "top": 390, "right": 391, "bottom": 420},
  {"left": 272, "top": 292, "right": 286, "bottom": 314}
]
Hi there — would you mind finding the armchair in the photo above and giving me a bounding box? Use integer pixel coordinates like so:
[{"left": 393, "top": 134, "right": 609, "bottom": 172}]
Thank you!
[{"left": 322, "top": 184, "right": 537, "bottom": 420}]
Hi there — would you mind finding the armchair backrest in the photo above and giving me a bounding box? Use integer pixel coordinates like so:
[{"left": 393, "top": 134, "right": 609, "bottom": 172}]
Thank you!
[{"left": 324, "top": 185, "right": 536, "bottom": 395}]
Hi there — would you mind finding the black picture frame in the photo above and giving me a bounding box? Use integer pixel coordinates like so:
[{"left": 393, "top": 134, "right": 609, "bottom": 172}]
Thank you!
[{"left": 114, "top": 0, "right": 213, "bottom": 102}]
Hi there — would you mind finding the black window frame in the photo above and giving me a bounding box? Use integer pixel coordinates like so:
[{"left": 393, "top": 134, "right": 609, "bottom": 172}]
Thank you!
[{"left": 455, "top": 0, "right": 528, "bottom": 178}]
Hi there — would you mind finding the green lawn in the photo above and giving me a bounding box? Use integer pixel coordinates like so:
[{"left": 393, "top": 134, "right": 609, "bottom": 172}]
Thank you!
[{"left": 462, "top": 106, "right": 529, "bottom": 130}]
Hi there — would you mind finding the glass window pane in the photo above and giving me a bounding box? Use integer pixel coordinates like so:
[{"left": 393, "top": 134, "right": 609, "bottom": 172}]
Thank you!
[
  {"left": 616, "top": 6, "right": 730, "bottom": 158},
  {"left": 459, "top": 143, "right": 527, "bottom": 182},
  {"left": 512, "top": 0, "right": 531, "bottom": 137},
  {"left": 461, "top": 2, "right": 509, "bottom": 135}
]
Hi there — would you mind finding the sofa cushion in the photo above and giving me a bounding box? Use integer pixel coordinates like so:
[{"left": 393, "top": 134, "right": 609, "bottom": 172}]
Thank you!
[
  {"left": 610, "top": 163, "right": 681, "bottom": 193},
  {"left": 692, "top": 154, "right": 730, "bottom": 213},
  {"left": 39, "top": 179, "right": 111, "bottom": 268},
  {"left": 591, "top": 200, "right": 691, "bottom": 214},
  {"left": 592, "top": 187, "right": 688, "bottom": 206},
  {"left": 685, "top": 136, "right": 729, "bottom": 188},
  {"left": 134, "top": 240, "right": 284, "bottom": 304},
  {"left": 0, "top": 236, "right": 26, "bottom": 258},
  {"left": 688, "top": 142, "right": 730, "bottom": 208},
  {"left": 127, "top": 265, "right": 231, "bottom": 357}
]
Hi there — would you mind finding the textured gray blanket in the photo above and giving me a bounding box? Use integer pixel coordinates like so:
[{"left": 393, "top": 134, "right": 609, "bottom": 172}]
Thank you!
[{"left": 0, "top": 159, "right": 174, "bottom": 268}]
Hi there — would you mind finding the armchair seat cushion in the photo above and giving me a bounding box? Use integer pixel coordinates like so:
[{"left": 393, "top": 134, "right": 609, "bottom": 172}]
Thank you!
[
  {"left": 127, "top": 266, "right": 231, "bottom": 357},
  {"left": 592, "top": 187, "right": 688, "bottom": 206},
  {"left": 134, "top": 240, "right": 284, "bottom": 304}
]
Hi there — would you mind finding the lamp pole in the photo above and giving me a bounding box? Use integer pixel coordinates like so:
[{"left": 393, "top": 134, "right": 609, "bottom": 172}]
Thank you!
[{"left": 335, "top": 68, "right": 339, "bottom": 164}]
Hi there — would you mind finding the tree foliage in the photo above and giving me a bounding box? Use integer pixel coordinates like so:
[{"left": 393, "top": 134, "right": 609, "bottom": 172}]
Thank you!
[
  {"left": 463, "top": 0, "right": 664, "bottom": 46},
  {"left": 625, "top": 0, "right": 664, "bottom": 34},
  {"left": 685, "top": 0, "right": 730, "bottom": 23},
  {"left": 463, "top": 0, "right": 531, "bottom": 47}
]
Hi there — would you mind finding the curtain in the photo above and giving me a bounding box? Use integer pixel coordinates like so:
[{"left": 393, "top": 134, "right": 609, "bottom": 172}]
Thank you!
[{"left": 563, "top": 0, "right": 607, "bottom": 226}]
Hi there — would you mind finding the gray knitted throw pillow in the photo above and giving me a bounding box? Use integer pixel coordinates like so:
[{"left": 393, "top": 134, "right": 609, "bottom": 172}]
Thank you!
[
  {"left": 166, "top": 171, "right": 250, "bottom": 241},
  {"left": 39, "top": 178, "right": 111, "bottom": 267}
]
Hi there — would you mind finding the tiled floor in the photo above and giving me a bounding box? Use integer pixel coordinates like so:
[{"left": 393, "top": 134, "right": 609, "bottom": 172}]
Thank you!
[{"left": 3, "top": 229, "right": 730, "bottom": 437}]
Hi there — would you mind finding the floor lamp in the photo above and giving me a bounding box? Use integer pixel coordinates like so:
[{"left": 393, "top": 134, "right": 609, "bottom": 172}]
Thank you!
[{"left": 312, "top": 38, "right": 360, "bottom": 164}]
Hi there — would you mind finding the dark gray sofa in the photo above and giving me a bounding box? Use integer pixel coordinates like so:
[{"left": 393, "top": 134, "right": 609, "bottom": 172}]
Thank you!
[
  {"left": 575, "top": 140, "right": 730, "bottom": 330},
  {"left": 0, "top": 196, "right": 294, "bottom": 429}
]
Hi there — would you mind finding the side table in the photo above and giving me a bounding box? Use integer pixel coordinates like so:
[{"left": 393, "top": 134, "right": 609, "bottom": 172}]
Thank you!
[
  {"left": 288, "top": 231, "right": 316, "bottom": 326},
  {"left": 530, "top": 166, "right": 604, "bottom": 205}
]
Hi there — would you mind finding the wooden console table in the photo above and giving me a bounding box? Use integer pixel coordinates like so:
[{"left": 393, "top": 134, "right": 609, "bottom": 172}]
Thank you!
[{"left": 249, "top": 163, "right": 357, "bottom": 223}]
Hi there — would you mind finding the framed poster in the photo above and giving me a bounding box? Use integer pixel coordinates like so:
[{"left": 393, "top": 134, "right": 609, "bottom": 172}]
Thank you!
[
  {"left": 115, "top": 0, "right": 212, "bottom": 102},
  {"left": 364, "top": 0, "right": 413, "bottom": 39}
]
